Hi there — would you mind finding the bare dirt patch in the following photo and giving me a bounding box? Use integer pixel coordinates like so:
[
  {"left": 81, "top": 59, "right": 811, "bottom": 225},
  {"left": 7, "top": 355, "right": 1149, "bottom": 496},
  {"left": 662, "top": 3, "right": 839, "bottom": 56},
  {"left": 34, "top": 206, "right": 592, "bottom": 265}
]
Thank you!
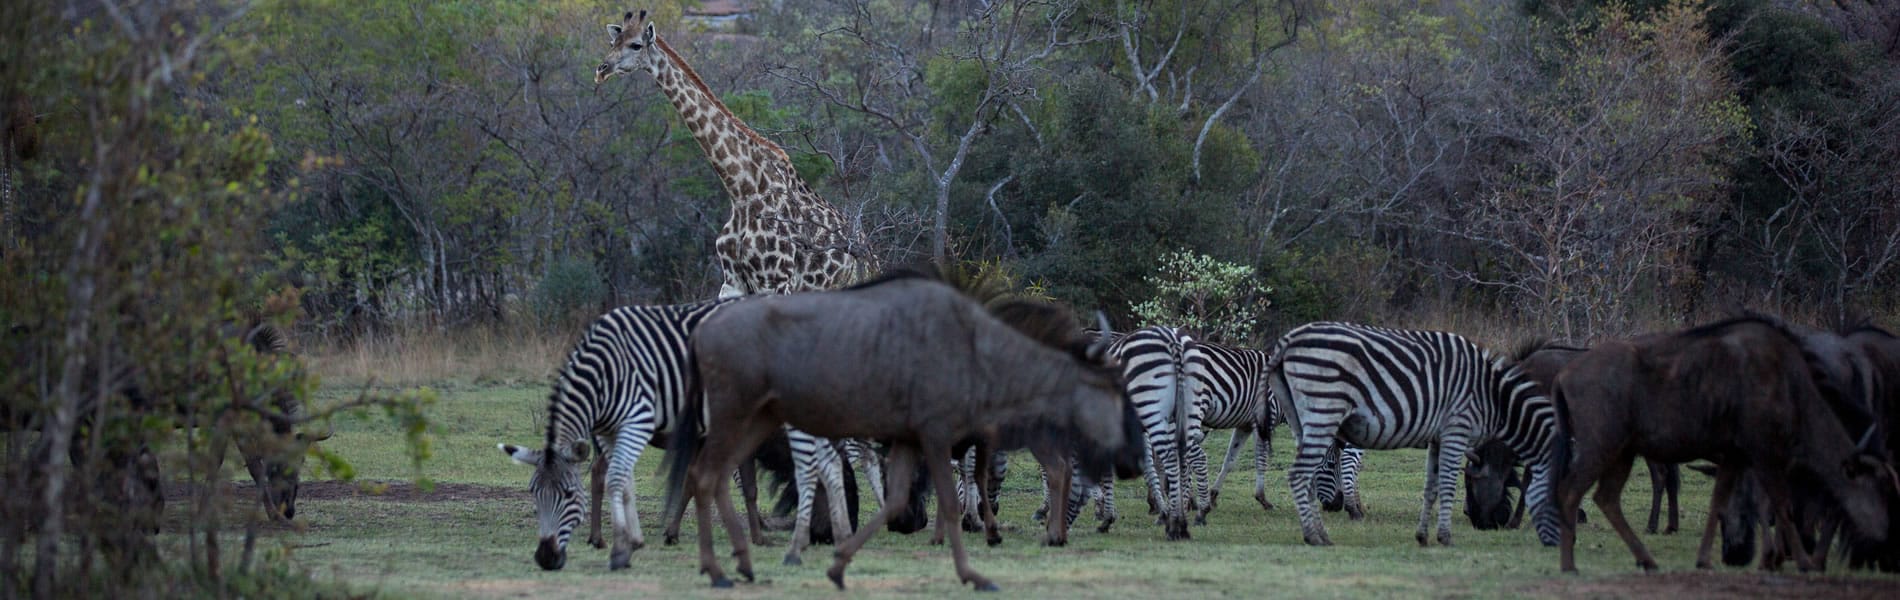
[{"left": 1528, "top": 571, "right": 1900, "bottom": 599}]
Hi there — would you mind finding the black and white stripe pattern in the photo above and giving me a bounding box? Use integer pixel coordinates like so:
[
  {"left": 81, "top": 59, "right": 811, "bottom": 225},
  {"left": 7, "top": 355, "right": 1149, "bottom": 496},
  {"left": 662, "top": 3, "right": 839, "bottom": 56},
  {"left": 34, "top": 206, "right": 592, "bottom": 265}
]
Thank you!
[
  {"left": 1315, "top": 441, "right": 1366, "bottom": 518},
  {"left": 500, "top": 299, "right": 863, "bottom": 570},
  {"left": 1107, "top": 327, "right": 1200, "bottom": 540},
  {"left": 1266, "top": 322, "right": 1560, "bottom": 547},
  {"left": 1185, "top": 340, "right": 1274, "bottom": 522}
]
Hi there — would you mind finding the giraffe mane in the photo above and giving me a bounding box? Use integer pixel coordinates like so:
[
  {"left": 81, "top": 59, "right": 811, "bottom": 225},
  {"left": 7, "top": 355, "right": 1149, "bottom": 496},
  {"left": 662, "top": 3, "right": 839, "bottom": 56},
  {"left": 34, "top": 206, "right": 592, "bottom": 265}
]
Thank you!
[{"left": 653, "top": 36, "right": 792, "bottom": 165}]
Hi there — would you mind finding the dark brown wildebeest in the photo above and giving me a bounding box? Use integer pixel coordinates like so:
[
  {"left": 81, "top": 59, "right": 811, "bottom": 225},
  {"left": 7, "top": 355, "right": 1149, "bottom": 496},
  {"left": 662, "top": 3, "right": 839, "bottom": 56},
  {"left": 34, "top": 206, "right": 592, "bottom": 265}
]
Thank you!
[
  {"left": 661, "top": 270, "right": 1146, "bottom": 591},
  {"left": 1552, "top": 316, "right": 1892, "bottom": 573},
  {"left": 1465, "top": 342, "right": 1680, "bottom": 534},
  {"left": 1700, "top": 324, "right": 1900, "bottom": 571}
]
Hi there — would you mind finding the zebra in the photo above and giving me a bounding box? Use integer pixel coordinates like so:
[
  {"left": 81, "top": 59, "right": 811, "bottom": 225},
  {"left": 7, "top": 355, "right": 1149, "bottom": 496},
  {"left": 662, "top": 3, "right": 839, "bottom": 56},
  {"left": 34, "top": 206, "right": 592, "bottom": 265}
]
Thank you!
[
  {"left": 495, "top": 299, "right": 865, "bottom": 571},
  {"left": 1190, "top": 338, "right": 1371, "bottom": 523},
  {"left": 1266, "top": 322, "right": 1561, "bottom": 547},
  {"left": 1314, "top": 441, "right": 1367, "bottom": 519},
  {"left": 1101, "top": 326, "right": 1199, "bottom": 539}
]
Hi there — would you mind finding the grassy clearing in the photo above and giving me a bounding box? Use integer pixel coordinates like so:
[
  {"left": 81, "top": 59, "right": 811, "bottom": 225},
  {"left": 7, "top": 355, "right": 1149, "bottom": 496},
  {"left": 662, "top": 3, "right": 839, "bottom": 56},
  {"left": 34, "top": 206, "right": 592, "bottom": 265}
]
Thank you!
[{"left": 199, "top": 379, "right": 1888, "bottom": 598}]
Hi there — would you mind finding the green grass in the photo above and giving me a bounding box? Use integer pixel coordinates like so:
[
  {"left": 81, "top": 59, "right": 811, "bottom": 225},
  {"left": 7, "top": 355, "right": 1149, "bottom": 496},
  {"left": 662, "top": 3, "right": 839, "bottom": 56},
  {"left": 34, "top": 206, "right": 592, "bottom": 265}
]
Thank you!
[{"left": 231, "top": 381, "right": 1893, "bottom": 598}]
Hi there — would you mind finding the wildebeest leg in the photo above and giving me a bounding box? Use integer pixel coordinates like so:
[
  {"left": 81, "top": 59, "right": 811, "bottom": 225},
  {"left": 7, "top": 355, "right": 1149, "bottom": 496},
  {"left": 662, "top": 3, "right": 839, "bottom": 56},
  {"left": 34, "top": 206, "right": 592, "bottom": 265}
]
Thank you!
[
  {"left": 1558, "top": 459, "right": 1593, "bottom": 573},
  {"left": 662, "top": 472, "right": 690, "bottom": 546},
  {"left": 1662, "top": 462, "right": 1680, "bottom": 534},
  {"left": 606, "top": 427, "right": 654, "bottom": 570},
  {"left": 1208, "top": 428, "right": 1249, "bottom": 511},
  {"left": 828, "top": 445, "right": 917, "bottom": 590},
  {"left": 1591, "top": 458, "right": 1656, "bottom": 571},
  {"left": 691, "top": 419, "right": 780, "bottom": 587},
  {"left": 1758, "top": 474, "right": 1817, "bottom": 573},
  {"left": 588, "top": 449, "right": 608, "bottom": 549},
  {"left": 737, "top": 460, "right": 767, "bottom": 547},
  {"left": 922, "top": 440, "right": 998, "bottom": 591},
  {"left": 1030, "top": 444, "right": 1073, "bottom": 546},
  {"left": 973, "top": 445, "right": 1002, "bottom": 547},
  {"left": 1646, "top": 460, "right": 1664, "bottom": 535},
  {"left": 1695, "top": 466, "right": 1740, "bottom": 570}
]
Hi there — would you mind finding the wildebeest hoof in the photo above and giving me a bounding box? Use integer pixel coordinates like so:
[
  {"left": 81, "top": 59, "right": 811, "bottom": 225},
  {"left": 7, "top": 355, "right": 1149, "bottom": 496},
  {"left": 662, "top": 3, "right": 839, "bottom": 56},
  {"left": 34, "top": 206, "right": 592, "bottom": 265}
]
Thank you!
[
  {"left": 973, "top": 580, "right": 1000, "bottom": 592},
  {"left": 710, "top": 576, "right": 733, "bottom": 588},
  {"left": 1641, "top": 560, "right": 1658, "bottom": 572},
  {"left": 826, "top": 565, "right": 848, "bottom": 590},
  {"left": 1097, "top": 519, "right": 1115, "bottom": 534},
  {"left": 588, "top": 535, "right": 606, "bottom": 549},
  {"left": 1042, "top": 536, "right": 1067, "bottom": 547},
  {"left": 664, "top": 534, "right": 680, "bottom": 546},
  {"left": 1416, "top": 532, "right": 1430, "bottom": 547},
  {"left": 783, "top": 553, "right": 802, "bottom": 566},
  {"left": 738, "top": 566, "right": 755, "bottom": 582},
  {"left": 1694, "top": 560, "right": 1712, "bottom": 570}
]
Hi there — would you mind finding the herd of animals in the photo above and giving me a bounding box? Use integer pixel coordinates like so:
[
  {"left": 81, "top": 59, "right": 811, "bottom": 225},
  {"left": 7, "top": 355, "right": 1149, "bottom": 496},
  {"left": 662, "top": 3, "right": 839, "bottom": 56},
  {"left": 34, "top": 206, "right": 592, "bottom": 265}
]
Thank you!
[
  {"left": 18, "top": 9, "right": 1893, "bottom": 593},
  {"left": 483, "top": 11, "right": 1900, "bottom": 591}
]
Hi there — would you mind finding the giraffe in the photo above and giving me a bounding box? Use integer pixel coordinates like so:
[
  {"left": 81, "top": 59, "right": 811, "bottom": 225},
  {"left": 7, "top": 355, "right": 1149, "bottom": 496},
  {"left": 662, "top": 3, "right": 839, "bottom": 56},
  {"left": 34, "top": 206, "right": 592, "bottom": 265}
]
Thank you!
[
  {"left": 595, "top": 9, "right": 874, "bottom": 298},
  {"left": 593, "top": 9, "right": 880, "bottom": 568}
]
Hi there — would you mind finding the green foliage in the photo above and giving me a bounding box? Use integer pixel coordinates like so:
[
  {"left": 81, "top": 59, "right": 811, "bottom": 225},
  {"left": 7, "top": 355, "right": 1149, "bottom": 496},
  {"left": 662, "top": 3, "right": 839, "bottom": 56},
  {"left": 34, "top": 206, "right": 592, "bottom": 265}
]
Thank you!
[
  {"left": 1130, "top": 251, "right": 1270, "bottom": 344},
  {"left": 532, "top": 256, "right": 608, "bottom": 330}
]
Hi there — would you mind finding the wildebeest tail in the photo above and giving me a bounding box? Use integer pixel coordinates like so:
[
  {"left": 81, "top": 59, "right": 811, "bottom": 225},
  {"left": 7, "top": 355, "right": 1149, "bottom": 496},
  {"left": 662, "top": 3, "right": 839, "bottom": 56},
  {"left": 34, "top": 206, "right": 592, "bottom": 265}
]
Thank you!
[
  {"left": 661, "top": 352, "right": 704, "bottom": 527},
  {"left": 1548, "top": 377, "right": 1573, "bottom": 514}
]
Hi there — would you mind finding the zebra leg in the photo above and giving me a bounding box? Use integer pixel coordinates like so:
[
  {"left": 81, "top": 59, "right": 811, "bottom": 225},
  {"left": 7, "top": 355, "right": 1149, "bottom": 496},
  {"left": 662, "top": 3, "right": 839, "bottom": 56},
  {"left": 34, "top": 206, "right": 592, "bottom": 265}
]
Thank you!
[
  {"left": 1033, "top": 467, "right": 1050, "bottom": 523},
  {"left": 1286, "top": 430, "right": 1337, "bottom": 545},
  {"left": 1416, "top": 443, "right": 1441, "bottom": 546},
  {"left": 1095, "top": 476, "right": 1117, "bottom": 533},
  {"left": 605, "top": 427, "right": 653, "bottom": 570},
  {"left": 819, "top": 441, "right": 854, "bottom": 549},
  {"left": 958, "top": 447, "right": 983, "bottom": 533},
  {"left": 850, "top": 440, "right": 886, "bottom": 512},
  {"left": 922, "top": 440, "right": 998, "bottom": 591},
  {"left": 1432, "top": 435, "right": 1469, "bottom": 546},
  {"left": 1341, "top": 446, "right": 1366, "bottom": 521},
  {"left": 1253, "top": 425, "right": 1274, "bottom": 511},
  {"left": 1209, "top": 428, "right": 1249, "bottom": 511},
  {"left": 784, "top": 429, "right": 820, "bottom": 566},
  {"left": 1190, "top": 428, "right": 1213, "bottom": 525},
  {"left": 588, "top": 445, "right": 608, "bottom": 549}
]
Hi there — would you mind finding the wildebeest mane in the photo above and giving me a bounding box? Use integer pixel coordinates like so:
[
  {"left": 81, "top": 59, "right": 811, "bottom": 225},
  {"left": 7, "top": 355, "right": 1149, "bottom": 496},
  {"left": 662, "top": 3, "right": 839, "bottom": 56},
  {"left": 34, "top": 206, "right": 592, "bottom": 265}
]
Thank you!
[
  {"left": 856, "top": 263, "right": 1091, "bottom": 358},
  {"left": 1510, "top": 338, "right": 1587, "bottom": 363}
]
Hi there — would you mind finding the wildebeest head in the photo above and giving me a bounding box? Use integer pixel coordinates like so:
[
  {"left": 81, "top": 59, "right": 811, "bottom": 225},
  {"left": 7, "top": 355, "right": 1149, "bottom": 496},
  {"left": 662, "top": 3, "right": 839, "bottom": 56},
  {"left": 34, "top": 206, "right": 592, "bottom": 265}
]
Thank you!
[
  {"left": 236, "top": 321, "right": 327, "bottom": 521},
  {"left": 498, "top": 440, "right": 591, "bottom": 570},
  {"left": 1464, "top": 440, "right": 1520, "bottom": 530},
  {"left": 1062, "top": 313, "right": 1147, "bottom": 485}
]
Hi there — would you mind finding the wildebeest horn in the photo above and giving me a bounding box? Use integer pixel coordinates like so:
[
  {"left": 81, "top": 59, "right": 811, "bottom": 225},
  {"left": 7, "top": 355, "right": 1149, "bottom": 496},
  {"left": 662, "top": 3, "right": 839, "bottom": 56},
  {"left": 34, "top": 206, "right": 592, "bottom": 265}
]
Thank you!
[{"left": 1087, "top": 312, "right": 1112, "bottom": 361}]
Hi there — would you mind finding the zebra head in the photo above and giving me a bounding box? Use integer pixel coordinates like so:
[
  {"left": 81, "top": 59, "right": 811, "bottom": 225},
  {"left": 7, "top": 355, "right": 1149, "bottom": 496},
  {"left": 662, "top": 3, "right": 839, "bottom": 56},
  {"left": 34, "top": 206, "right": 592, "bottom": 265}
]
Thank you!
[
  {"left": 499, "top": 441, "right": 590, "bottom": 570},
  {"left": 1489, "top": 357, "right": 1563, "bottom": 546}
]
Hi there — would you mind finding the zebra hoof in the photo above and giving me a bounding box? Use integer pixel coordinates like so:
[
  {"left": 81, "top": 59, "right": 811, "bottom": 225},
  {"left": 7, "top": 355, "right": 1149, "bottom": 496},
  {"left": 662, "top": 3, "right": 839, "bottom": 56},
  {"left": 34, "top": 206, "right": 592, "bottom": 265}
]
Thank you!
[
  {"left": 1193, "top": 515, "right": 1207, "bottom": 526},
  {"left": 1031, "top": 508, "right": 1046, "bottom": 523},
  {"left": 986, "top": 532, "right": 1003, "bottom": 547},
  {"left": 1096, "top": 518, "right": 1115, "bottom": 534},
  {"left": 783, "top": 553, "right": 802, "bottom": 567},
  {"left": 1416, "top": 532, "right": 1430, "bottom": 547},
  {"left": 610, "top": 549, "right": 632, "bottom": 571},
  {"left": 1437, "top": 530, "right": 1454, "bottom": 547},
  {"left": 1255, "top": 492, "right": 1273, "bottom": 511},
  {"left": 1208, "top": 490, "right": 1221, "bottom": 510},
  {"left": 1303, "top": 530, "right": 1332, "bottom": 546}
]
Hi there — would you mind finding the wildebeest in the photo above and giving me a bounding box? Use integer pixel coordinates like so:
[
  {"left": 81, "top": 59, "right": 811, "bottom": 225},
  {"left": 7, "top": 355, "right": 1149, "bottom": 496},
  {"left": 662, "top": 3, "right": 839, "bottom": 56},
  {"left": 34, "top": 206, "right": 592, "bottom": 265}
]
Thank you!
[
  {"left": 1465, "top": 342, "right": 1679, "bottom": 535},
  {"left": 1551, "top": 316, "right": 1891, "bottom": 573},
  {"left": 661, "top": 269, "right": 1146, "bottom": 590},
  {"left": 1699, "top": 324, "right": 1900, "bottom": 571}
]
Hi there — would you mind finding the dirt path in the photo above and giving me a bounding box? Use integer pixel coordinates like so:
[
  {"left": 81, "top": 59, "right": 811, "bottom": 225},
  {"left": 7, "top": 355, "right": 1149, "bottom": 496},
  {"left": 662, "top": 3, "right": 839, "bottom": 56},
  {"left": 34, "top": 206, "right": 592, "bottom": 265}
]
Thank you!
[{"left": 1528, "top": 571, "right": 1900, "bottom": 599}]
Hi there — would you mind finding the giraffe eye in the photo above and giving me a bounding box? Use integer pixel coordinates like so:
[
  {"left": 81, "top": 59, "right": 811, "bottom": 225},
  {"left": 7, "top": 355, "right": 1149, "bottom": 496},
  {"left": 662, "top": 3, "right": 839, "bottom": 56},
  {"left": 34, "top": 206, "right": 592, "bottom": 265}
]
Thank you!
[{"left": 628, "top": 42, "right": 643, "bottom": 50}]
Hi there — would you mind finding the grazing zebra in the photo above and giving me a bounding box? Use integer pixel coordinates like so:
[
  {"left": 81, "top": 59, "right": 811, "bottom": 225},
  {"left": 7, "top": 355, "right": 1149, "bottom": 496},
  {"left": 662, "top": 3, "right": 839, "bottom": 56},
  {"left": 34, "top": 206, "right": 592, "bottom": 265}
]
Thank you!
[
  {"left": 1185, "top": 339, "right": 1275, "bottom": 523},
  {"left": 495, "top": 299, "right": 862, "bottom": 571},
  {"left": 1266, "top": 322, "right": 1561, "bottom": 547},
  {"left": 1098, "top": 327, "right": 1199, "bottom": 539},
  {"left": 1315, "top": 441, "right": 1367, "bottom": 518}
]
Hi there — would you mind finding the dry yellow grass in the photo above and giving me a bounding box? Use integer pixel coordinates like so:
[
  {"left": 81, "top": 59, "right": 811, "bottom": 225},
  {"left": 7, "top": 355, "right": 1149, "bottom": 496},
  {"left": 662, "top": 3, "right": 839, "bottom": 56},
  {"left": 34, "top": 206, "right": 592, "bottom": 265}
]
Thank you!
[{"left": 303, "top": 325, "right": 574, "bottom": 388}]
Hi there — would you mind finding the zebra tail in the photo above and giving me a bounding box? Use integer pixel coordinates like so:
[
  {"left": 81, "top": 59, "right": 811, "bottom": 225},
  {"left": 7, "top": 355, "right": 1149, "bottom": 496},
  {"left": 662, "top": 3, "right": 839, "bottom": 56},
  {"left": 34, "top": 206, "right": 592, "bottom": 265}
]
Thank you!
[
  {"left": 1172, "top": 339, "right": 1193, "bottom": 509},
  {"left": 661, "top": 353, "right": 705, "bottom": 526}
]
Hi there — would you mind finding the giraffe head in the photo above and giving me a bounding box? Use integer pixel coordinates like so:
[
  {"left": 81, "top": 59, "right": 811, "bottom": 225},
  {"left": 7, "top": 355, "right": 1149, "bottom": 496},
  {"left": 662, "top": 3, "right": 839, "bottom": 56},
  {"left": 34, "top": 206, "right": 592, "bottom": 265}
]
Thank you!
[{"left": 595, "top": 10, "right": 658, "bottom": 85}]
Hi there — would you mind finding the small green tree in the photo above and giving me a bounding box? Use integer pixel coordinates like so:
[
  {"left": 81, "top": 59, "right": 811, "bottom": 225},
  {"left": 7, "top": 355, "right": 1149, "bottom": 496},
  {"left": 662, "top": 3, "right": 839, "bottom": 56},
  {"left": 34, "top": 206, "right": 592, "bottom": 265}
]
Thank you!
[{"left": 1130, "top": 251, "right": 1271, "bottom": 345}]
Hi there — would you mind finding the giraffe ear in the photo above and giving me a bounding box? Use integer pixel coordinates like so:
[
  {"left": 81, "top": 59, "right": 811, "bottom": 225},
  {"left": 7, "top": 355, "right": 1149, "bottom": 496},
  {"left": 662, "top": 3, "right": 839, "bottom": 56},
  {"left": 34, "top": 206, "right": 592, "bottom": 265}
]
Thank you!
[
  {"left": 607, "top": 24, "right": 623, "bottom": 41},
  {"left": 640, "top": 22, "right": 656, "bottom": 45}
]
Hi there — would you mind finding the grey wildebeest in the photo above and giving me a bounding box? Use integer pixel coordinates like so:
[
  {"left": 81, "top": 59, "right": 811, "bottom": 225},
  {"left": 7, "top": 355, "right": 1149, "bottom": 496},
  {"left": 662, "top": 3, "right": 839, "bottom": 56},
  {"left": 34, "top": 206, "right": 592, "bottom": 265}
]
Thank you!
[
  {"left": 661, "top": 270, "right": 1147, "bottom": 591},
  {"left": 1465, "top": 342, "right": 1680, "bottom": 535},
  {"left": 1551, "top": 316, "right": 1892, "bottom": 573}
]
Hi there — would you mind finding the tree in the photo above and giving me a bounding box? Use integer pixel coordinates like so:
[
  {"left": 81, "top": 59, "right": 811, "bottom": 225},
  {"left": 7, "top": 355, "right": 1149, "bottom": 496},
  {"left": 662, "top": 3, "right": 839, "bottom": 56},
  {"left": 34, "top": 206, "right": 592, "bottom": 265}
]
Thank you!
[{"left": 1130, "top": 250, "right": 1271, "bottom": 344}]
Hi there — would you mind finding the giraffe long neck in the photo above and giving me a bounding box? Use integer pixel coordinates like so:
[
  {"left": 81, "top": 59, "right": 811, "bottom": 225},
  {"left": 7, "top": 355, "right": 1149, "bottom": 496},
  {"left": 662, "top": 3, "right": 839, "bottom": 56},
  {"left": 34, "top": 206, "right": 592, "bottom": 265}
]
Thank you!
[{"left": 649, "top": 38, "right": 782, "bottom": 204}]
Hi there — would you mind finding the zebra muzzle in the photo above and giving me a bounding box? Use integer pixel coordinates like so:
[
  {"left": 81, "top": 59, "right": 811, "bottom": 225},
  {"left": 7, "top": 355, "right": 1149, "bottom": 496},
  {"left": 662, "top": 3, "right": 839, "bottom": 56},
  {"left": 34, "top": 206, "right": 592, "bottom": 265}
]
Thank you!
[{"left": 535, "top": 537, "right": 566, "bottom": 571}]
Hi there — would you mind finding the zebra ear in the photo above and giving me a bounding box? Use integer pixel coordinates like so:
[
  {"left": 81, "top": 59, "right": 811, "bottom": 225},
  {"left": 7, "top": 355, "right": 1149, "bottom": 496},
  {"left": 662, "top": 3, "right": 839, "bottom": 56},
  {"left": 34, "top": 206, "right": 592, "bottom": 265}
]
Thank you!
[{"left": 499, "top": 443, "right": 542, "bottom": 467}]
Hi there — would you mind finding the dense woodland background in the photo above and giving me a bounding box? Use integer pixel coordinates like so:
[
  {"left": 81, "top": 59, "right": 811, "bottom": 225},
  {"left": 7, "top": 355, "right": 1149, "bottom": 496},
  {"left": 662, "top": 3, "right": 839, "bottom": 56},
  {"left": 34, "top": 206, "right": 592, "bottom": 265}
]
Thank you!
[{"left": 2, "top": 0, "right": 1899, "bottom": 595}]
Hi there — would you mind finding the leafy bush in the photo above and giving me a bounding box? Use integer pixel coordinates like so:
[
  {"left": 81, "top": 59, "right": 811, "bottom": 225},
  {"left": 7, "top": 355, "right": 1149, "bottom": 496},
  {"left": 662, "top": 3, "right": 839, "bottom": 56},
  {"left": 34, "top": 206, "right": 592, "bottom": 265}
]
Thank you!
[
  {"left": 1130, "top": 250, "right": 1271, "bottom": 345},
  {"left": 532, "top": 256, "right": 607, "bottom": 329}
]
